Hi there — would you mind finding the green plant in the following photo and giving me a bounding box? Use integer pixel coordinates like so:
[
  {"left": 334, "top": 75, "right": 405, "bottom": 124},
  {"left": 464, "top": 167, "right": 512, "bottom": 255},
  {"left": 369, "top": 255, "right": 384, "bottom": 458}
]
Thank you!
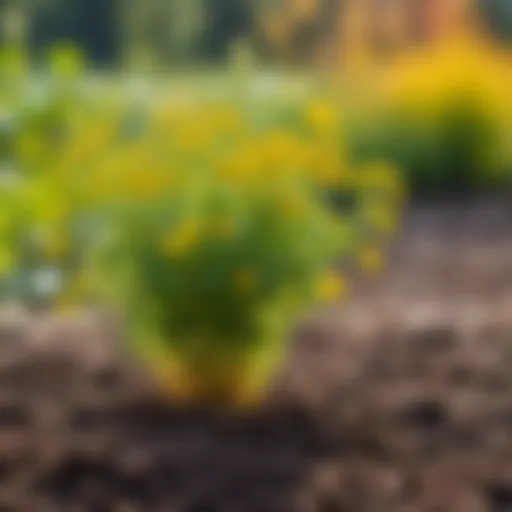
[
  {"left": 0, "top": 46, "right": 403, "bottom": 407},
  {"left": 80, "top": 101, "right": 354, "bottom": 405}
]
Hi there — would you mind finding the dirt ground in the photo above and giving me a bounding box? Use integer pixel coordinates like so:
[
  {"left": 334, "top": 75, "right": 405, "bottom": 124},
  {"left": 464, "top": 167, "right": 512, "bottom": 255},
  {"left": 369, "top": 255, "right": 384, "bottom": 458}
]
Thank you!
[{"left": 0, "top": 199, "right": 511, "bottom": 511}]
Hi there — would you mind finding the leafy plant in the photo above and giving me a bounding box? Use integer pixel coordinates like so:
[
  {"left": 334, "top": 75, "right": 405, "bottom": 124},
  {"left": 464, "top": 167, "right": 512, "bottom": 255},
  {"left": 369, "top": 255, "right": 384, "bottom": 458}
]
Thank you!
[
  {"left": 0, "top": 45, "right": 403, "bottom": 406},
  {"left": 81, "top": 101, "right": 353, "bottom": 404}
]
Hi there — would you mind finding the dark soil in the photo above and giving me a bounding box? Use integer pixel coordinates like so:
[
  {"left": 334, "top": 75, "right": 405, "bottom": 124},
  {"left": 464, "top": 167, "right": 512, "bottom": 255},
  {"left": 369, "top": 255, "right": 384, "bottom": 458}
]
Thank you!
[{"left": 0, "top": 199, "right": 511, "bottom": 511}]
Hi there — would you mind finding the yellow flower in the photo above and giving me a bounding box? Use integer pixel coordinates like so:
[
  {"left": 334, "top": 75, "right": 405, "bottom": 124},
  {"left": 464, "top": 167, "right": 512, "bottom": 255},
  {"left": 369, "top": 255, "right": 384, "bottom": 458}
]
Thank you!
[
  {"left": 313, "top": 152, "right": 346, "bottom": 187},
  {"left": 161, "top": 220, "right": 201, "bottom": 257},
  {"left": 305, "top": 100, "right": 338, "bottom": 133},
  {"left": 358, "top": 246, "right": 384, "bottom": 275},
  {"left": 235, "top": 268, "right": 258, "bottom": 294},
  {"left": 152, "top": 103, "right": 180, "bottom": 129},
  {"left": 124, "top": 168, "right": 166, "bottom": 199},
  {"left": 210, "top": 106, "right": 241, "bottom": 133},
  {"left": 260, "top": 131, "right": 300, "bottom": 166},
  {"left": 315, "top": 272, "right": 348, "bottom": 303},
  {"left": 88, "top": 155, "right": 125, "bottom": 200},
  {"left": 176, "top": 123, "right": 212, "bottom": 151}
]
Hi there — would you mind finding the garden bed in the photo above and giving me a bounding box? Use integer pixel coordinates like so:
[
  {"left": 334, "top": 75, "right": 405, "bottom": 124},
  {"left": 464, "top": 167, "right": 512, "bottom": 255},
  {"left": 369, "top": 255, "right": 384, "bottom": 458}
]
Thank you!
[{"left": 0, "top": 199, "right": 511, "bottom": 511}]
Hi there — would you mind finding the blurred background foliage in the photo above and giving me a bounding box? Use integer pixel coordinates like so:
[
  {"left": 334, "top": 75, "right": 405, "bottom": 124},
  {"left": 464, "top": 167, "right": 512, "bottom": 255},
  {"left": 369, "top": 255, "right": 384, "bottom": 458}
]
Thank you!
[
  {"left": 0, "top": 0, "right": 510, "bottom": 66},
  {"left": 1, "top": 0, "right": 511, "bottom": 200}
]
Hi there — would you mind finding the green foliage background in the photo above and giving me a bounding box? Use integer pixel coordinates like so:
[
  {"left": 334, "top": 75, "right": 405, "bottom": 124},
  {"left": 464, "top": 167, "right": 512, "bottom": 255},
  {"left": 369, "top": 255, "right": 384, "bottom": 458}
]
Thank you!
[{"left": 2, "top": 0, "right": 508, "bottom": 66}]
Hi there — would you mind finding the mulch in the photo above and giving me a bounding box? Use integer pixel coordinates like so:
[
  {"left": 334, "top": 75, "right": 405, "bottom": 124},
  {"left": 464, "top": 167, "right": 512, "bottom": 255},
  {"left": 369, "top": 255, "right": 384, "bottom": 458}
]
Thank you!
[{"left": 0, "top": 199, "right": 511, "bottom": 511}]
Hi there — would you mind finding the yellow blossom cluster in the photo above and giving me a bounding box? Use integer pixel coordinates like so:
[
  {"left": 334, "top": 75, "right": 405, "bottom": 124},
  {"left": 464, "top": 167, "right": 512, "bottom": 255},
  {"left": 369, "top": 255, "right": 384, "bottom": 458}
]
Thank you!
[
  {"left": 362, "top": 34, "right": 512, "bottom": 193},
  {"left": 0, "top": 44, "right": 404, "bottom": 404}
]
